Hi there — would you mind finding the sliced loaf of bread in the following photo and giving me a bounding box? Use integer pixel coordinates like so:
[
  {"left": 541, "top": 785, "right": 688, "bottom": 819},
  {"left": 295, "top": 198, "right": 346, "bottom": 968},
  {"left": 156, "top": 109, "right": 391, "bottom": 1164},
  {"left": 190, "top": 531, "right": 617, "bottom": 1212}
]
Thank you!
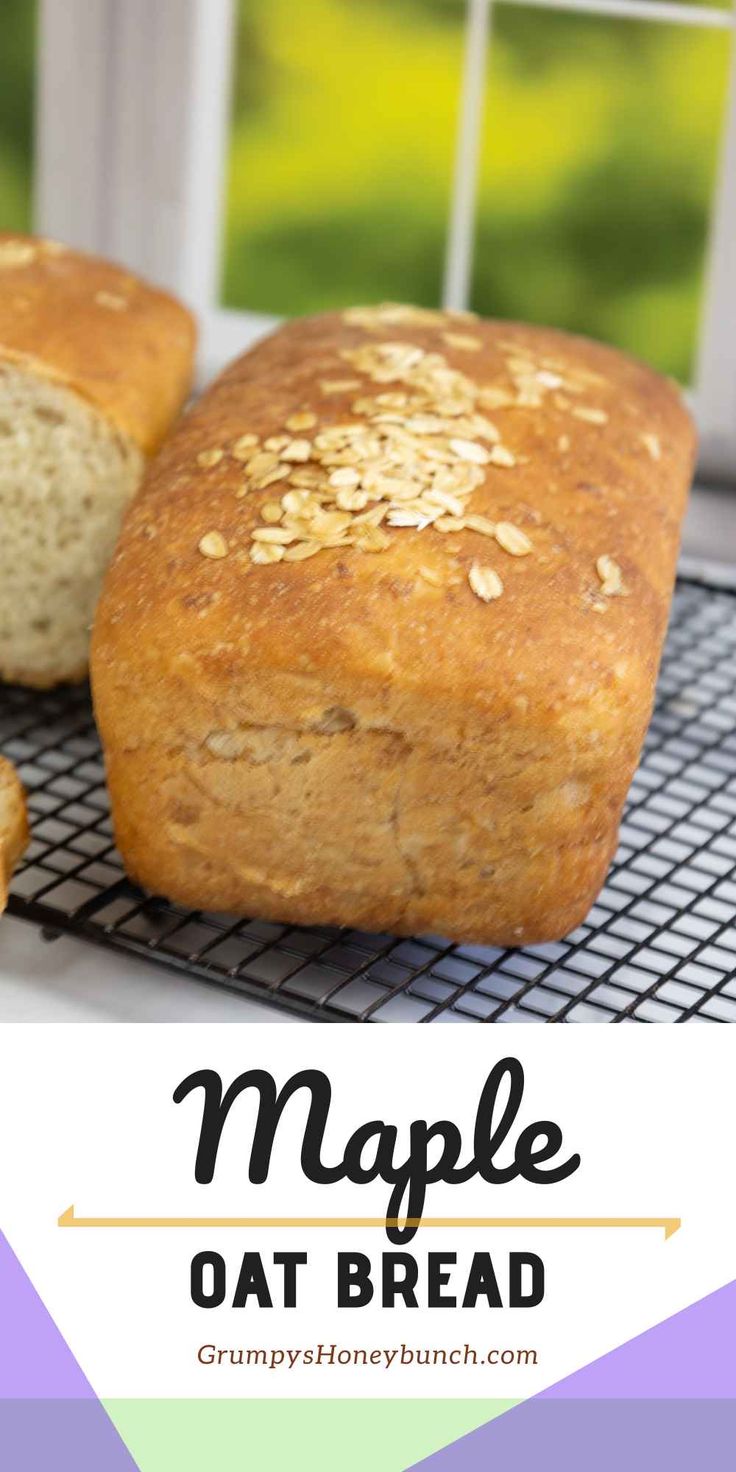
[
  {"left": 0, "top": 756, "right": 28, "bottom": 913},
  {"left": 0, "top": 235, "right": 195, "bottom": 687}
]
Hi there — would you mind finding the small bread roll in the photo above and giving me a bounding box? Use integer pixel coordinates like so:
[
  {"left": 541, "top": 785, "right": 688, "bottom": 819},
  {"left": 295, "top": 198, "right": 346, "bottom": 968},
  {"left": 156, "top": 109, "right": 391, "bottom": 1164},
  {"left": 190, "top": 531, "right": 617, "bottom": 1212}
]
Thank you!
[{"left": 0, "top": 756, "right": 28, "bottom": 913}]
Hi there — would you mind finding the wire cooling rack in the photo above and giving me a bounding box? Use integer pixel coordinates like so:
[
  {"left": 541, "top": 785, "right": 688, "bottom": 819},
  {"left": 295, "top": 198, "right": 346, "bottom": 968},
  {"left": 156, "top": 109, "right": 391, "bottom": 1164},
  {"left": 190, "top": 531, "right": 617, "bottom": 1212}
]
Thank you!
[{"left": 3, "top": 577, "right": 736, "bottom": 1023}]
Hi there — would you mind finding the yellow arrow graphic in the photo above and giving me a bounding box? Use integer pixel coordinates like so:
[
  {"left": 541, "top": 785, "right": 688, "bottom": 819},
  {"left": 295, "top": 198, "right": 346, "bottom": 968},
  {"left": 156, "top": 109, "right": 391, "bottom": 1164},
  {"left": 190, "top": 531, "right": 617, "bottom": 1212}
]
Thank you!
[{"left": 58, "top": 1206, "right": 680, "bottom": 1240}]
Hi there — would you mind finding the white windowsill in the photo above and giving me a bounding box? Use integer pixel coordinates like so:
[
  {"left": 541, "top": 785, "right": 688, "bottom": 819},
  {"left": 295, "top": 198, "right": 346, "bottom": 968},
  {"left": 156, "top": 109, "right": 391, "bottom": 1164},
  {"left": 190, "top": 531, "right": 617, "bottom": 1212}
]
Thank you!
[{"left": 680, "top": 482, "right": 736, "bottom": 587}]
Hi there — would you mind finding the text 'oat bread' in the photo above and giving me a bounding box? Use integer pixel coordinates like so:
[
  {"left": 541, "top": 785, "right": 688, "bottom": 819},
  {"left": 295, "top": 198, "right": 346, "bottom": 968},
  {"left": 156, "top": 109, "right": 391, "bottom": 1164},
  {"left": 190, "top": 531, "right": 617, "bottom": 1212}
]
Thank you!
[
  {"left": 0, "top": 235, "right": 196, "bottom": 688},
  {"left": 0, "top": 756, "right": 28, "bottom": 913},
  {"left": 91, "top": 306, "right": 695, "bottom": 946}
]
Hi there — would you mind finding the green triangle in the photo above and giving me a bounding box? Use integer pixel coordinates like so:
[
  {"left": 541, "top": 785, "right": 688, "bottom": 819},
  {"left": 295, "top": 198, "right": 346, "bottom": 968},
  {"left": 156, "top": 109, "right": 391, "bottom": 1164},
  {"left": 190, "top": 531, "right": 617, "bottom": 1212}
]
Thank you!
[{"left": 106, "top": 1398, "right": 517, "bottom": 1472}]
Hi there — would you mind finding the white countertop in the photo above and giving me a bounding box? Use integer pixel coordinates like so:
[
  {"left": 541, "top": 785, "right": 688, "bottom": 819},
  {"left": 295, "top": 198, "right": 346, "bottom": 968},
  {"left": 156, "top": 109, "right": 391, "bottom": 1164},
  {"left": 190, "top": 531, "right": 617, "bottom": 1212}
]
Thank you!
[{"left": 0, "top": 915, "right": 293, "bottom": 1023}]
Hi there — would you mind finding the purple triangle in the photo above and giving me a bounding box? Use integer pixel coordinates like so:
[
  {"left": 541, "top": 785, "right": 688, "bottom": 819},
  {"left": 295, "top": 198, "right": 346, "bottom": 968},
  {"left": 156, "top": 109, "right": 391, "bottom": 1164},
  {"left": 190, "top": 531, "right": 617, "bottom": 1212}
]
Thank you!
[
  {"left": 0, "top": 1230, "right": 95, "bottom": 1399},
  {"left": 409, "top": 1402, "right": 736, "bottom": 1470},
  {"left": 543, "top": 1278, "right": 736, "bottom": 1400},
  {"left": 408, "top": 1278, "right": 736, "bottom": 1470},
  {"left": 0, "top": 1230, "right": 140, "bottom": 1469}
]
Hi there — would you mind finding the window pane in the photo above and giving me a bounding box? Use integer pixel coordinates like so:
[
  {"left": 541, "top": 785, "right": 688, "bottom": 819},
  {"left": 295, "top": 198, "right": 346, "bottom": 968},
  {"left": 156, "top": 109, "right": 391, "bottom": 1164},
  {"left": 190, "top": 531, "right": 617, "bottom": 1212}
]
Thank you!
[
  {"left": 221, "top": 0, "right": 464, "bottom": 315},
  {"left": 0, "top": 0, "right": 36, "bottom": 233},
  {"left": 472, "top": 10, "right": 730, "bottom": 381}
]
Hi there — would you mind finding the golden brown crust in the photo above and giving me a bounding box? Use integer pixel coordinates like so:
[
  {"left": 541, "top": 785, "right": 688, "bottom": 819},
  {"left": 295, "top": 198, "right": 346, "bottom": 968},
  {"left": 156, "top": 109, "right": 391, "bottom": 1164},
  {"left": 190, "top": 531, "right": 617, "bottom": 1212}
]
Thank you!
[
  {"left": 0, "top": 234, "right": 196, "bottom": 454},
  {"left": 91, "top": 307, "right": 695, "bottom": 945},
  {"left": 0, "top": 756, "right": 29, "bottom": 913}
]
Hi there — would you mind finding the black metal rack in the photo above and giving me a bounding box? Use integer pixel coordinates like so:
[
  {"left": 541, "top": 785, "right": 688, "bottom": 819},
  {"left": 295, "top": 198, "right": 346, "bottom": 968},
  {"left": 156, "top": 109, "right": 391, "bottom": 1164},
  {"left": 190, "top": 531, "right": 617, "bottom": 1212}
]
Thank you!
[{"left": 3, "top": 577, "right": 736, "bottom": 1022}]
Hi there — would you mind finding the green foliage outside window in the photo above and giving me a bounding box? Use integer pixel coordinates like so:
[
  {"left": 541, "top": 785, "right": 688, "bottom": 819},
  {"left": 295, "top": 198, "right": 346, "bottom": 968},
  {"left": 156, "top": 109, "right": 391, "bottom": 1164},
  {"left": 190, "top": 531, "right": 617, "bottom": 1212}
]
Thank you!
[
  {"left": 0, "top": 0, "right": 36, "bottom": 234},
  {"left": 222, "top": 0, "right": 730, "bottom": 381},
  {"left": 0, "top": 0, "right": 728, "bottom": 383}
]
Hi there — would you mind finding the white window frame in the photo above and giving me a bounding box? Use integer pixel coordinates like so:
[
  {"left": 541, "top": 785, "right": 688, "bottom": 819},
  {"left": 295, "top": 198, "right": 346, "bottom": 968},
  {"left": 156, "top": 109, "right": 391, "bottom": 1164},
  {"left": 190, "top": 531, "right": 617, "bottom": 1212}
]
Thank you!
[{"left": 34, "top": 0, "right": 736, "bottom": 480}]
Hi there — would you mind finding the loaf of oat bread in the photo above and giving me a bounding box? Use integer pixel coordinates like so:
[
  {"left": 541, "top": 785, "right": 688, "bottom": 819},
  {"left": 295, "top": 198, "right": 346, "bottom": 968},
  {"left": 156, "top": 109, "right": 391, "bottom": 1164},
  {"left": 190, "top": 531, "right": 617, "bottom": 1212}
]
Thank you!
[
  {"left": 0, "top": 757, "right": 28, "bottom": 913},
  {"left": 0, "top": 234, "right": 195, "bottom": 688},
  {"left": 91, "top": 306, "right": 695, "bottom": 945}
]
